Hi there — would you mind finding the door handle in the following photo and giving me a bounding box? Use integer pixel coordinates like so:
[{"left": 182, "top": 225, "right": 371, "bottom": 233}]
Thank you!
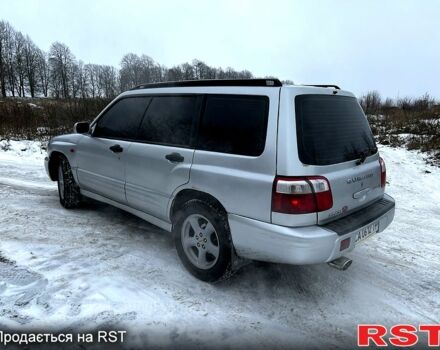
[
  {"left": 165, "top": 152, "right": 184, "bottom": 163},
  {"left": 109, "top": 144, "right": 123, "bottom": 153}
]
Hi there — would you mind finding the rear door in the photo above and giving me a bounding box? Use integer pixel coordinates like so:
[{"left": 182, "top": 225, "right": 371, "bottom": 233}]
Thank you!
[
  {"left": 124, "top": 95, "right": 202, "bottom": 221},
  {"left": 294, "top": 94, "right": 383, "bottom": 224}
]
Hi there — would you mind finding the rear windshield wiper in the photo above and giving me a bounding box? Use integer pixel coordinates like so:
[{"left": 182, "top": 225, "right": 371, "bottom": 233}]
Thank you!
[
  {"left": 355, "top": 147, "right": 377, "bottom": 165},
  {"left": 355, "top": 151, "right": 368, "bottom": 165}
]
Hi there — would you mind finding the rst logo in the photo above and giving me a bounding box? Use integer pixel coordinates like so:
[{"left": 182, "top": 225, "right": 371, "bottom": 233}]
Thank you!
[{"left": 358, "top": 324, "right": 440, "bottom": 347}]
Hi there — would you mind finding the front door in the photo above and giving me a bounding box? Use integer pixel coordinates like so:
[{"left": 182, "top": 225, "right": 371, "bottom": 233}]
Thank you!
[
  {"left": 76, "top": 96, "right": 152, "bottom": 203},
  {"left": 76, "top": 136, "right": 131, "bottom": 203}
]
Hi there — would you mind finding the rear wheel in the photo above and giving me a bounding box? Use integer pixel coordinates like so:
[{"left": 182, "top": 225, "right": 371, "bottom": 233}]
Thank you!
[
  {"left": 173, "top": 199, "right": 233, "bottom": 282},
  {"left": 57, "top": 157, "right": 81, "bottom": 209}
]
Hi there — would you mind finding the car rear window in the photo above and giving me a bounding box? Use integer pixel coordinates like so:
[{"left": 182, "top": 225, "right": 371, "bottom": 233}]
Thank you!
[
  {"left": 198, "top": 95, "right": 269, "bottom": 156},
  {"left": 295, "top": 94, "right": 376, "bottom": 165}
]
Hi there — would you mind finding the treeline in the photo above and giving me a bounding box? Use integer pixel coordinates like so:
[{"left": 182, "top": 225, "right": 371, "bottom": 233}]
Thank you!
[
  {"left": 359, "top": 91, "right": 440, "bottom": 164},
  {"left": 359, "top": 90, "right": 439, "bottom": 116},
  {"left": 0, "top": 20, "right": 256, "bottom": 99}
]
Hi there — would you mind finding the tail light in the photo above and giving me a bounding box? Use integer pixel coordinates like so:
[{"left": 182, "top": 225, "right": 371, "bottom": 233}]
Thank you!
[
  {"left": 379, "top": 157, "right": 386, "bottom": 188},
  {"left": 272, "top": 176, "right": 333, "bottom": 214}
]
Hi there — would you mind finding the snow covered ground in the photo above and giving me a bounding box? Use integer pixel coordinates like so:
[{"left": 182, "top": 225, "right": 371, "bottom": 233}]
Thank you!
[{"left": 0, "top": 140, "right": 439, "bottom": 349}]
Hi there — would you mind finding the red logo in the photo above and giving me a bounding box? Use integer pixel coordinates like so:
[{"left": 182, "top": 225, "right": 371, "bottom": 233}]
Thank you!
[{"left": 357, "top": 324, "right": 440, "bottom": 347}]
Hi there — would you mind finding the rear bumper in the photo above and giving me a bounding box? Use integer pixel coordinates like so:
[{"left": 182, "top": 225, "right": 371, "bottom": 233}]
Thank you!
[{"left": 228, "top": 194, "right": 395, "bottom": 264}]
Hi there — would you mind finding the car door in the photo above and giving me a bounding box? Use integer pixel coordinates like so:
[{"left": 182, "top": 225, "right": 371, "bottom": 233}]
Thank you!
[
  {"left": 125, "top": 95, "right": 202, "bottom": 221},
  {"left": 76, "top": 96, "right": 151, "bottom": 203}
]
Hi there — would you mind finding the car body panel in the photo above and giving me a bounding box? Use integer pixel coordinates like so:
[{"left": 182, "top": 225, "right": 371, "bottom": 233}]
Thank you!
[
  {"left": 46, "top": 134, "right": 83, "bottom": 182},
  {"left": 125, "top": 143, "right": 194, "bottom": 221},
  {"left": 76, "top": 136, "right": 131, "bottom": 204},
  {"left": 229, "top": 194, "right": 395, "bottom": 264}
]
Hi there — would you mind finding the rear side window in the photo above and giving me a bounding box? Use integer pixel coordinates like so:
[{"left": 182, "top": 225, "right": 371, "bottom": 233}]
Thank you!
[
  {"left": 137, "top": 96, "right": 200, "bottom": 147},
  {"left": 295, "top": 95, "right": 376, "bottom": 165},
  {"left": 93, "top": 97, "right": 150, "bottom": 139},
  {"left": 198, "top": 95, "right": 269, "bottom": 156}
]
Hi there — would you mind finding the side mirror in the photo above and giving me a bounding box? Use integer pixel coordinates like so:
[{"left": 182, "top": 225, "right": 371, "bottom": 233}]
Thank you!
[{"left": 74, "top": 122, "right": 90, "bottom": 134}]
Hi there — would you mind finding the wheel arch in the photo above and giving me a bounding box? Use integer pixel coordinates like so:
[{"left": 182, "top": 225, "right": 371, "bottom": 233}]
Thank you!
[
  {"left": 48, "top": 151, "right": 66, "bottom": 181},
  {"left": 169, "top": 189, "right": 228, "bottom": 222}
]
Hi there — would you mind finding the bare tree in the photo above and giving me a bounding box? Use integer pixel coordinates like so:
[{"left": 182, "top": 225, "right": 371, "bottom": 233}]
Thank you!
[
  {"left": 69, "top": 59, "right": 81, "bottom": 99},
  {"left": 360, "top": 91, "right": 382, "bottom": 114},
  {"left": 3, "top": 22, "right": 17, "bottom": 96},
  {"left": 165, "top": 65, "right": 183, "bottom": 81},
  {"left": 23, "top": 35, "right": 40, "bottom": 97},
  {"left": 119, "top": 53, "right": 141, "bottom": 91},
  {"left": 0, "top": 20, "right": 8, "bottom": 97},
  {"left": 238, "top": 69, "right": 253, "bottom": 79},
  {"left": 84, "top": 63, "right": 100, "bottom": 97},
  {"left": 382, "top": 97, "right": 394, "bottom": 109},
  {"left": 75, "top": 60, "right": 89, "bottom": 98},
  {"left": 180, "top": 63, "right": 195, "bottom": 80},
  {"left": 14, "top": 31, "right": 27, "bottom": 97},
  {"left": 139, "top": 54, "right": 157, "bottom": 83},
  {"left": 36, "top": 50, "right": 49, "bottom": 97},
  {"left": 98, "top": 65, "right": 117, "bottom": 98},
  {"left": 192, "top": 59, "right": 216, "bottom": 79},
  {"left": 48, "top": 42, "right": 76, "bottom": 98},
  {"left": 413, "top": 93, "right": 435, "bottom": 112}
]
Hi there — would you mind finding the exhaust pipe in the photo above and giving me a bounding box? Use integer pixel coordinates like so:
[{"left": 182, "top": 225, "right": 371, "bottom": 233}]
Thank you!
[{"left": 328, "top": 257, "right": 352, "bottom": 271}]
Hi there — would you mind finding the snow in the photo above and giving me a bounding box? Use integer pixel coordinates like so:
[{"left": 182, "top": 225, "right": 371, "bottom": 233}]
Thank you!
[
  {"left": 0, "top": 140, "right": 439, "bottom": 349},
  {"left": 421, "top": 118, "right": 440, "bottom": 125},
  {"left": 27, "top": 103, "right": 43, "bottom": 109},
  {"left": 0, "top": 140, "right": 47, "bottom": 163}
]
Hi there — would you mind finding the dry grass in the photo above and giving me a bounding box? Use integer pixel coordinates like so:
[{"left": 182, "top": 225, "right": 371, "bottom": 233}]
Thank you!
[{"left": 0, "top": 98, "right": 110, "bottom": 140}]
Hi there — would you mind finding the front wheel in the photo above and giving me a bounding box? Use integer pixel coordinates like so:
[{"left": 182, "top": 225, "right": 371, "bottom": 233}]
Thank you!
[
  {"left": 173, "top": 200, "right": 233, "bottom": 282},
  {"left": 57, "top": 157, "right": 81, "bottom": 209}
]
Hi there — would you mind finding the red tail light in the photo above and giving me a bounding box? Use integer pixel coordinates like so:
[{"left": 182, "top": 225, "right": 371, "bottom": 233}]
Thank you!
[
  {"left": 379, "top": 157, "right": 386, "bottom": 188},
  {"left": 272, "top": 176, "right": 333, "bottom": 214}
]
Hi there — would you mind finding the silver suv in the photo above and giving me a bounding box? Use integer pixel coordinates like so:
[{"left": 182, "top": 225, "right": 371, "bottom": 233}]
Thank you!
[{"left": 45, "top": 79, "right": 395, "bottom": 282}]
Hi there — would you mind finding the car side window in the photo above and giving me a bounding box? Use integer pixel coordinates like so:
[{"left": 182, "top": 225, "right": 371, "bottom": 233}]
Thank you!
[
  {"left": 136, "top": 96, "right": 200, "bottom": 147},
  {"left": 93, "top": 97, "right": 151, "bottom": 140},
  {"left": 197, "top": 95, "right": 269, "bottom": 156}
]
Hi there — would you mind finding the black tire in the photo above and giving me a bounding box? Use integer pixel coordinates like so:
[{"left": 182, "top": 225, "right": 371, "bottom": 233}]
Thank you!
[
  {"left": 57, "top": 156, "right": 81, "bottom": 209},
  {"left": 173, "top": 199, "right": 233, "bottom": 282}
]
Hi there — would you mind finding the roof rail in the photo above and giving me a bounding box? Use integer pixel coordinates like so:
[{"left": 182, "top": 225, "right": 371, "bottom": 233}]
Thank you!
[
  {"left": 130, "top": 79, "right": 283, "bottom": 90},
  {"left": 302, "top": 84, "right": 341, "bottom": 90}
]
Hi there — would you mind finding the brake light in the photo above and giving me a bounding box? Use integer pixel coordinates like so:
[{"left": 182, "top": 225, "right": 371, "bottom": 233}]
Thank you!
[
  {"left": 272, "top": 176, "right": 333, "bottom": 214},
  {"left": 379, "top": 157, "right": 386, "bottom": 188}
]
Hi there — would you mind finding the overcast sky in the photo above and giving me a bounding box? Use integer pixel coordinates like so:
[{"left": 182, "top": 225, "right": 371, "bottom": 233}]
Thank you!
[{"left": 2, "top": 0, "right": 439, "bottom": 98}]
